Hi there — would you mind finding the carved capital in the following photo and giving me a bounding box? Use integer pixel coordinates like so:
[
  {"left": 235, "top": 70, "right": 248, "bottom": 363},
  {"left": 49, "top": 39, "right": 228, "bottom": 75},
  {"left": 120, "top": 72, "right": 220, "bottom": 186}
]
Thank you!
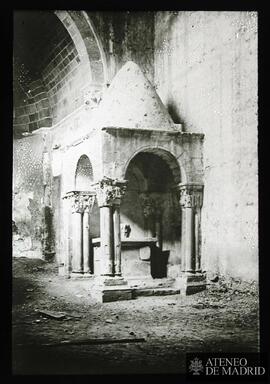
[
  {"left": 92, "top": 177, "right": 127, "bottom": 207},
  {"left": 178, "top": 183, "right": 204, "bottom": 209},
  {"left": 63, "top": 191, "right": 96, "bottom": 214}
]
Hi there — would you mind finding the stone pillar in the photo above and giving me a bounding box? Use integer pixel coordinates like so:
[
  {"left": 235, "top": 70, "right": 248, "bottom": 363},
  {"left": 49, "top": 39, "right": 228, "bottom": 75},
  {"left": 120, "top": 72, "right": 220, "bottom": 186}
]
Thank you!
[
  {"left": 63, "top": 191, "right": 95, "bottom": 276},
  {"left": 82, "top": 208, "right": 90, "bottom": 273},
  {"left": 82, "top": 194, "right": 96, "bottom": 274},
  {"left": 195, "top": 209, "right": 202, "bottom": 272},
  {"left": 72, "top": 210, "right": 83, "bottom": 273},
  {"left": 177, "top": 183, "right": 205, "bottom": 295},
  {"left": 100, "top": 205, "right": 114, "bottom": 275},
  {"left": 179, "top": 183, "right": 203, "bottom": 273},
  {"left": 93, "top": 178, "right": 127, "bottom": 277},
  {"left": 113, "top": 203, "right": 121, "bottom": 276},
  {"left": 90, "top": 178, "right": 132, "bottom": 303}
]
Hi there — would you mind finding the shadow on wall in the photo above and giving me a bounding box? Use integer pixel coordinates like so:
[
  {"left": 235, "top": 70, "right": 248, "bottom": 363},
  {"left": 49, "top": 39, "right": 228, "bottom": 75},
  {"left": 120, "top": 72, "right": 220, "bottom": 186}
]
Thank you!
[
  {"left": 167, "top": 101, "right": 182, "bottom": 126},
  {"left": 150, "top": 247, "right": 170, "bottom": 278}
]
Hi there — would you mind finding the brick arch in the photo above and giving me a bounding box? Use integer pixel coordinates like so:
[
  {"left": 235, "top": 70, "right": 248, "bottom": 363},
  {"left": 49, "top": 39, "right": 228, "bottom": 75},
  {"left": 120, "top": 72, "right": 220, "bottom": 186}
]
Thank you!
[
  {"left": 123, "top": 146, "right": 187, "bottom": 186},
  {"left": 55, "top": 10, "right": 107, "bottom": 89}
]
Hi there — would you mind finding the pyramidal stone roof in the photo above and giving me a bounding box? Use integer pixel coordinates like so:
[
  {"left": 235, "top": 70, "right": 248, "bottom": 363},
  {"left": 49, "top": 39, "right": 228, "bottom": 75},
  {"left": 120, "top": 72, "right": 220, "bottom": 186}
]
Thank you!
[{"left": 92, "top": 61, "right": 177, "bottom": 131}]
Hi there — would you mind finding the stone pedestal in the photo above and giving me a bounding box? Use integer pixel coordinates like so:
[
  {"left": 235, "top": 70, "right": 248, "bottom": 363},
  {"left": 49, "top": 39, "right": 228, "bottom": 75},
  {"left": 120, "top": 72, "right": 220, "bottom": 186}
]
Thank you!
[
  {"left": 175, "top": 273, "right": 206, "bottom": 295},
  {"left": 91, "top": 276, "right": 132, "bottom": 303}
]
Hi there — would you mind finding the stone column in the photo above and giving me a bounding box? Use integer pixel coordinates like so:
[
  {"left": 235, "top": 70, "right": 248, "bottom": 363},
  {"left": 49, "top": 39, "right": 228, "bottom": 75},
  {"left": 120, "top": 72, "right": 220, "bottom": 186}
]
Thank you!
[
  {"left": 177, "top": 183, "right": 205, "bottom": 295},
  {"left": 63, "top": 191, "right": 95, "bottom": 275},
  {"left": 178, "top": 183, "right": 204, "bottom": 273},
  {"left": 72, "top": 209, "right": 83, "bottom": 273},
  {"left": 82, "top": 207, "right": 90, "bottom": 273},
  {"left": 93, "top": 178, "right": 127, "bottom": 277},
  {"left": 81, "top": 193, "right": 96, "bottom": 274},
  {"left": 195, "top": 209, "right": 202, "bottom": 272},
  {"left": 113, "top": 203, "right": 122, "bottom": 276}
]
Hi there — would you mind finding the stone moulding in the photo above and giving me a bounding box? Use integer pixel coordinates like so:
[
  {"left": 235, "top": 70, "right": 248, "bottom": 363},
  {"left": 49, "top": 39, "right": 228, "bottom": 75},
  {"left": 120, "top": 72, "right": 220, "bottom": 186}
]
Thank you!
[{"left": 101, "top": 126, "right": 205, "bottom": 140}]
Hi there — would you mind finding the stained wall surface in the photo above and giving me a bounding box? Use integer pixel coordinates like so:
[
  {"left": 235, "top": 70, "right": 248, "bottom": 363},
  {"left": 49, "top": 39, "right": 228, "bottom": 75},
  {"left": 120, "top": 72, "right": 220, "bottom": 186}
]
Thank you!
[{"left": 154, "top": 11, "right": 258, "bottom": 280}]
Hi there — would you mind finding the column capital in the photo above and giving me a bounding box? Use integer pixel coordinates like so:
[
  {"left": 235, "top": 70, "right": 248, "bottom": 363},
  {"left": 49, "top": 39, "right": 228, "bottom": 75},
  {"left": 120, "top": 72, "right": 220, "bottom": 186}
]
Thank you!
[
  {"left": 62, "top": 191, "right": 96, "bottom": 213},
  {"left": 92, "top": 177, "right": 127, "bottom": 207},
  {"left": 177, "top": 183, "right": 204, "bottom": 209}
]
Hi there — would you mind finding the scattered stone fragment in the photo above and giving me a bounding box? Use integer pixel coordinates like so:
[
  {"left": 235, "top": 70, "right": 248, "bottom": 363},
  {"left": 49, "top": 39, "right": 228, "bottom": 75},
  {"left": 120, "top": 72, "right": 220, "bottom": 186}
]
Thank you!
[
  {"left": 37, "top": 310, "right": 66, "bottom": 320},
  {"left": 105, "top": 319, "right": 113, "bottom": 323}
]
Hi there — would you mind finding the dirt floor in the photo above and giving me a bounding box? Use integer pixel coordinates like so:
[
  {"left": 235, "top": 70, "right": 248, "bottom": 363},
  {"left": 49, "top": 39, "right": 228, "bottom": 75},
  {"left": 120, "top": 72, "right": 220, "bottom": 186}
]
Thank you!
[{"left": 12, "top": 257, "right": 259, "bottom": 375}]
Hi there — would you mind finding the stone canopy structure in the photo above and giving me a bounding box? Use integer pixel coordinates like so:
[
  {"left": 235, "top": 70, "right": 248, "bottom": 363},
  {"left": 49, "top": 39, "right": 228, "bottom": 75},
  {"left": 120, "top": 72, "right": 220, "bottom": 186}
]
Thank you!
[{"left": 56, "top": 61, "right": 206, "bottom": 301}]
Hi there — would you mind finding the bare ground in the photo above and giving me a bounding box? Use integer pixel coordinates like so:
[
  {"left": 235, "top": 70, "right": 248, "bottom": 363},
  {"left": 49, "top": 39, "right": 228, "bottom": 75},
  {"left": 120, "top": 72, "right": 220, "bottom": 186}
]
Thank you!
[{"left": 12, "top": 257, "right": 259, "bottom": 375}]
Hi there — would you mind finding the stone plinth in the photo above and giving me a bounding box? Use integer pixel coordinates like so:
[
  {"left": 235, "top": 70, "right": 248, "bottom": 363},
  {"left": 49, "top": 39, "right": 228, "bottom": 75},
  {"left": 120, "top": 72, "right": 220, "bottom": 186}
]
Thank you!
[
  {"left": 91, "top": 276, "right": 132, "bottom": 303},
  {"left": 175, "top": 273, "right": 206, "bottom": 295},
  {"left": 71, "top": 272, "right": 94, "bottom": 279}
]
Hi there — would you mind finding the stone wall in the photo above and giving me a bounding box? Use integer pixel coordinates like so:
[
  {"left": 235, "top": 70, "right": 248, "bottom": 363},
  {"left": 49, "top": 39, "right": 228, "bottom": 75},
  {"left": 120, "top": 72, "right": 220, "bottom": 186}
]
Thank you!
[
  {"left": 13, "top": 133, "right": 45, "bottom": 258},
  {"left": 88, "top": 11, "right": 155, "bottom": 83},
  {"left": 13, "top": 78, "right": 52, "bottom": 135},
  {"left": 154, "top": 11, "right": 258, "bottom": 281}
]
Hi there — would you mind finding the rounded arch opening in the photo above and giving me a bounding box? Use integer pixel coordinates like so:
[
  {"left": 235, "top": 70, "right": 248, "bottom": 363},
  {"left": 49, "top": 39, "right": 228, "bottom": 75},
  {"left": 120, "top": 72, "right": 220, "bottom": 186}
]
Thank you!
[
  {"left": 123, "top": 146, "right": 185, "bottom": 186},
  {"left": 75, "top": 155, "right": 94, "bottom": 191},
  {"left": 120, "top": 148, "right": 183, "bottom": 279}
]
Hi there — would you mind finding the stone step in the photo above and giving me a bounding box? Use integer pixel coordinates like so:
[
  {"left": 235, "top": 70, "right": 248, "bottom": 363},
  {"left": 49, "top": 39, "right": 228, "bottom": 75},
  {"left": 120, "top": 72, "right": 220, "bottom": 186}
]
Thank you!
[
  {"left": 133, "top": 287, "right": 180, "bottom": 298},
  {"left": 128, "top": 277, "right": 175, "bottom": 289}
]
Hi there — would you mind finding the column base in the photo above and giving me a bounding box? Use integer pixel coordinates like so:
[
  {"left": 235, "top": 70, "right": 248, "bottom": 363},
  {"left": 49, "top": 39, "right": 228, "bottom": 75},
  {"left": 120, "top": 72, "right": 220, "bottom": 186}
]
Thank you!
[
  {"left": 96, "top": 276, "right": 128, "bottom": 286},
  {"left": 175, "top": 272, "right": 206, "bottom": 295},
  {"left": 91, "top": 276, "right": 132, "bottom": 302},
  {"left": 71, "top": 271, "right": 95, "bottom": 279}
]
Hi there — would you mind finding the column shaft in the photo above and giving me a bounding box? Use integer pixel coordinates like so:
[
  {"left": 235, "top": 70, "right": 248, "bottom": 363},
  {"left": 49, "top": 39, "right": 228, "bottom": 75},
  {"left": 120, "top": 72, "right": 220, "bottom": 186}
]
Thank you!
[
  {"left": 72, "top": 212, "right": 83, "bottom": 273},
  {"left": 195, "top": 210, "right": 201, "bottom": 272},
  {"left": 83, "top": 210, "right": 90, "bottom": 273},
  {"left": 100, "top": 206, "right": 114, "bottom": 275},
  {"left": 184, "top": 207, "right": 195, "bottom": 272},
  {"left": 113, "top": 205, "right": 121, "bottom": 275}
]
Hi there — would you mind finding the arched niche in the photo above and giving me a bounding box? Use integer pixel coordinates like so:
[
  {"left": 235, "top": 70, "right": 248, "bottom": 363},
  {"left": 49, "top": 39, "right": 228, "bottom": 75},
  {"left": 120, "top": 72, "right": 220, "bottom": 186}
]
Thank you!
[
  {"left": 75, "top": 155, "right": 94, "bottom": 191},
  {"left": 121, "top": 148, "right": 183, "bottom": 278},
  {"left": 74, "top": 155, "right": 100, "bottom": 244}
]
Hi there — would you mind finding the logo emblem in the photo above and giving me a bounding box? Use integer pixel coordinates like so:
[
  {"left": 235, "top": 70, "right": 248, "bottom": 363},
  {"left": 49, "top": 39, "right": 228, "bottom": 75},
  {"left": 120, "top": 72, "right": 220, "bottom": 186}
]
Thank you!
[{"left": 189, "top": 357, "right": 204, "bottom": 375}]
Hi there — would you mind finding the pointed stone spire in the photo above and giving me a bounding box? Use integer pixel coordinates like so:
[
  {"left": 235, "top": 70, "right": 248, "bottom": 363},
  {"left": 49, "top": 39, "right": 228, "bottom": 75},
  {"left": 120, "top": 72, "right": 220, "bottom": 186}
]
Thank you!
[{"left": 92, "top": 61, "right": 177, "bottom": 131}]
